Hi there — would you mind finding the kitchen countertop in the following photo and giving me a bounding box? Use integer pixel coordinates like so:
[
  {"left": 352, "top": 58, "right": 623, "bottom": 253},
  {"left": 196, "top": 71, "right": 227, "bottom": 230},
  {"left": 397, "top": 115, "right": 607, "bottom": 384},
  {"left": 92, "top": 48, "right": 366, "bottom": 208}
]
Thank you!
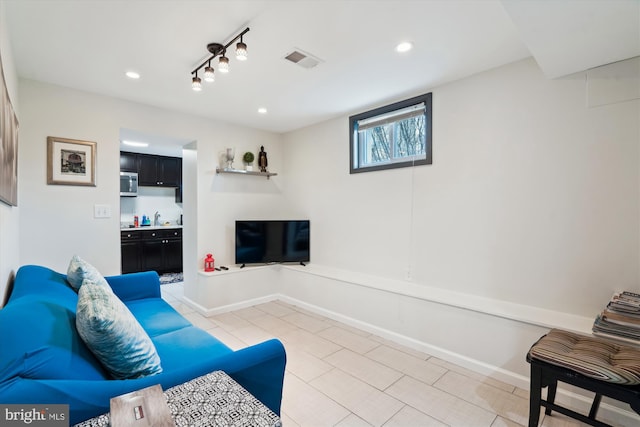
[{"left": 120, "top": 224, "right": 182, "bottom": 231}]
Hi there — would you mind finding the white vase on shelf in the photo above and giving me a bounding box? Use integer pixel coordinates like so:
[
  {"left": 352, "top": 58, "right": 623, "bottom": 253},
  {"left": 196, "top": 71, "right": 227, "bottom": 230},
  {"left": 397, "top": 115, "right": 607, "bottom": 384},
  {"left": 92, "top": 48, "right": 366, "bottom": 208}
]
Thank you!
[{"left": 225, "top": 148, "right": 235, "bottom": 170}]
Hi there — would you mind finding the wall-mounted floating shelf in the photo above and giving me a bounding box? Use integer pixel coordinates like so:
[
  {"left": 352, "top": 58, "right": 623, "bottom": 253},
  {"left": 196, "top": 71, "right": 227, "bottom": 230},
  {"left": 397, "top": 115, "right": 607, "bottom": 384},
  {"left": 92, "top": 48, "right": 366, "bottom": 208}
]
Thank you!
[{"left": 215, "top": 167, "right": 277, "bottom": 179}]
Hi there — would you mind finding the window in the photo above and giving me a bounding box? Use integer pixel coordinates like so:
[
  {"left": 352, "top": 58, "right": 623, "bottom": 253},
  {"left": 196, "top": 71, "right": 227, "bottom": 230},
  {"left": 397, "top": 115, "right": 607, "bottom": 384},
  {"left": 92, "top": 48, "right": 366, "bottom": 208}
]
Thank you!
[{"left": 350, "top": 92, "right": 432, "bottom": 173}]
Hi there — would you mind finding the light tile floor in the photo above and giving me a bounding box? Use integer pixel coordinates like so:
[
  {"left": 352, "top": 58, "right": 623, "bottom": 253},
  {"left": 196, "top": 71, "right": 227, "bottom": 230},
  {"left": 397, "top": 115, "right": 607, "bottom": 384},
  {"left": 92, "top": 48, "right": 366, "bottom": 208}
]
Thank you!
[{"left": 161, "top": 283, "right": 612, "bottom": 427}]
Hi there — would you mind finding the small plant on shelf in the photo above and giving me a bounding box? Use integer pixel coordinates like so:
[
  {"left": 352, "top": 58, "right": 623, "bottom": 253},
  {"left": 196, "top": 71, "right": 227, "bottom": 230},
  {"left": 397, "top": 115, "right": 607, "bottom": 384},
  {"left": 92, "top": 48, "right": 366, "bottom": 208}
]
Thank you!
[{"left": 243, "top": 151, "right": 255, "bottom": 171}]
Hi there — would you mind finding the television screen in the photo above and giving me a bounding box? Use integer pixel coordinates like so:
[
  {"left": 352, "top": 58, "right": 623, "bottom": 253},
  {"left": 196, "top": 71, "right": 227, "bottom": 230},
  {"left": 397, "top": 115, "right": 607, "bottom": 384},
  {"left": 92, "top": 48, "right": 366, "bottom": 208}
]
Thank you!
[{"left": 235, "top": 220, "right": 310, "bottom": 266}]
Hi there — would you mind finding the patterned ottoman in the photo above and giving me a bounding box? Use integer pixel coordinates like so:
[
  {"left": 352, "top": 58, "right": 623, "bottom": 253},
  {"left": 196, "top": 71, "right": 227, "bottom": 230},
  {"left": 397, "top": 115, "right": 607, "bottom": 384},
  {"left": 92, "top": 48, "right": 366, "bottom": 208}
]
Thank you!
[{"left": 74, "top": 371, "right": 281, "bottom": 427}]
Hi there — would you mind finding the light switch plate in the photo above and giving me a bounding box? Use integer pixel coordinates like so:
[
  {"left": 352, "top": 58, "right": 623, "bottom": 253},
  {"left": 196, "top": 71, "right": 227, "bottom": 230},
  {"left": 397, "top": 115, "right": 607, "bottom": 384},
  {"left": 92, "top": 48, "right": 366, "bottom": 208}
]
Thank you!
[{"left": 94, "top": 204, "right": 111, "bottom": 218}]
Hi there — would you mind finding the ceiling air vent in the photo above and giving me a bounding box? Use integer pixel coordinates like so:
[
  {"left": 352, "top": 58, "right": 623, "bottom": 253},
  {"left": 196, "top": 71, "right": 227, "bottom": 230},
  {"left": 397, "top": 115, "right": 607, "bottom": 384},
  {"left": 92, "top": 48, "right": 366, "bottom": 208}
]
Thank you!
[{"left": 284, "top": 49, "right": 322, "bottom": 69}]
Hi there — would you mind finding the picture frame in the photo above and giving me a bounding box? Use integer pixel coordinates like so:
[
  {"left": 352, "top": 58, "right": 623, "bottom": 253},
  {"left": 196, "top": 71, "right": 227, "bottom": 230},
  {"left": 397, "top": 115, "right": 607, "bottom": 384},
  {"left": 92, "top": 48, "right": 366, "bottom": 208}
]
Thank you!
[
  {"left": 47, "top": 136, "right": 96, "bottom": 186},
  {"left": 0, "top": 55, "right": 19, "bottom": 206}
]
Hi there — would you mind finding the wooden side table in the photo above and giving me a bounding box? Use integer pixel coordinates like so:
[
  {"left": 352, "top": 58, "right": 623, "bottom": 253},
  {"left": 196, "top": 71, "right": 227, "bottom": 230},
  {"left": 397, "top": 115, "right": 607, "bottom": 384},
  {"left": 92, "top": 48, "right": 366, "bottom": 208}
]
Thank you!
[{"left": 74, "top": 371, "right": 282, "bottom": 427}]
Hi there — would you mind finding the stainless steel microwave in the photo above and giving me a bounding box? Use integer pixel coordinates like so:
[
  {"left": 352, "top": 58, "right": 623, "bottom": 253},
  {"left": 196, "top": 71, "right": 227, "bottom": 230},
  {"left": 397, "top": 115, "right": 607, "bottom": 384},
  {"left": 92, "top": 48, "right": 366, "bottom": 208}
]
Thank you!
[{"left": 120, "top": 172, "right": 138, "bottom": 197}]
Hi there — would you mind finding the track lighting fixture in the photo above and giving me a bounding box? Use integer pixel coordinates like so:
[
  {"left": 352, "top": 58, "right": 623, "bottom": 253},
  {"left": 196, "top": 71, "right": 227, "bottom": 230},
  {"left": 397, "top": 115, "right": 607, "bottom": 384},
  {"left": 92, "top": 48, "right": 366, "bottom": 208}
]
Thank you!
[{"left": 191, "top": 27, "right": 249, "bottom": 91}]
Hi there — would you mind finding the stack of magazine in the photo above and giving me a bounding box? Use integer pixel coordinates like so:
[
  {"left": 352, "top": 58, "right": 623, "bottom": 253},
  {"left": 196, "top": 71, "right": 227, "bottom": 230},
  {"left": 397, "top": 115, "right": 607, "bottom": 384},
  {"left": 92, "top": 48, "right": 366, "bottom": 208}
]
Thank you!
[{"left": 592, "top": 291, "right": 640, "bottom": 344}]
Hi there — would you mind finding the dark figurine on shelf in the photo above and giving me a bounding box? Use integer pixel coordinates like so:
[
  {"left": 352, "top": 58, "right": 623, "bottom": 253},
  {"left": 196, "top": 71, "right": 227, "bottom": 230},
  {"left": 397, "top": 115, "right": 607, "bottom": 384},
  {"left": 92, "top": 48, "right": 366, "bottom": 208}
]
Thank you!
[{"left": 258, "top": 146, "right": 268, "bottom": 173}]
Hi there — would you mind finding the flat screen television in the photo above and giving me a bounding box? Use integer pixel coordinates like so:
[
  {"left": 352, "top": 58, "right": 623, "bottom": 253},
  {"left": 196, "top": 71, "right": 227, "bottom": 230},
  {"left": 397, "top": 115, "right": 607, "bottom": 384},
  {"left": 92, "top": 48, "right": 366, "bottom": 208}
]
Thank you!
[{"left": 235, "top": 220, "right": 310, "bottom": 266}]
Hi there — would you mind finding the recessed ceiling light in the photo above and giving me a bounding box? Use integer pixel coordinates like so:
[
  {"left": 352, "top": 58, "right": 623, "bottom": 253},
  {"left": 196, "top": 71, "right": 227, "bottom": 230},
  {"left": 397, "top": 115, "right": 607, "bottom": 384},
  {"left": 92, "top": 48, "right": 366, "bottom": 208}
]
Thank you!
[
  {"left": 125, "top": 71, "right": 140, "bottom": 79},
  {"left": 122, "top": 140, "right": 149, "bottom": 147},
  {"left": 258, "top": 107, "right": 268, "bottom": 114},
  {"left": 395, "top": 42, "right": 413, "bottom": 53}
]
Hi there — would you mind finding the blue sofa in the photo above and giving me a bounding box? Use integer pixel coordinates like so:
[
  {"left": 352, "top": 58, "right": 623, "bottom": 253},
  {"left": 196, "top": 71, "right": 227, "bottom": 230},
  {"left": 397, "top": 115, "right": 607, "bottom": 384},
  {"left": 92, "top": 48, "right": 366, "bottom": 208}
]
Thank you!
[{"left": 0, "top": 265, "right": 287, "bottom": 424}]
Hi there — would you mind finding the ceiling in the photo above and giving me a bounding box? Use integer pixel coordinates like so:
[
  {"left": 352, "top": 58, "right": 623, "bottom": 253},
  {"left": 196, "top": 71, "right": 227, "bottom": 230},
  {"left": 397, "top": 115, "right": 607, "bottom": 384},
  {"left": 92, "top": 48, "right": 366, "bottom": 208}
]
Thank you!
[{"left": 4, "top": 0, "right": 639, "bottom": 144}]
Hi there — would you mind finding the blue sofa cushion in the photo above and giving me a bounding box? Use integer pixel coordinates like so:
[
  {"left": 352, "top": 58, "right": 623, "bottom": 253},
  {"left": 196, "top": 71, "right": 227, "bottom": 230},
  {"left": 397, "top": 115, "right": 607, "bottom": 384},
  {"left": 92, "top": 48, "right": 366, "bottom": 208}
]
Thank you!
[
  {"left": 67, "top": 255, "right": 109, "bottom": 292},
  {"left": 76, "top": 280, "right": 162, "bottom": 379},
  {"left": 125, "top": 298, "right": 192, "bottom": 337},
  {"left": 0, "top": 296, "right": 108, "bottom": 381},
  {"left": 152, "top": 326, "right": 233, "bottom": 372}
]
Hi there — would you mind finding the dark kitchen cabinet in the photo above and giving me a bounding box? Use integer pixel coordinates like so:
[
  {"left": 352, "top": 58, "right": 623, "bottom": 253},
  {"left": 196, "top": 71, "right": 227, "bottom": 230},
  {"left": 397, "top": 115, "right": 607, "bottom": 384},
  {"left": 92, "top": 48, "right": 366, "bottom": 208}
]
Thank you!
[
  {"left": 163, "top": 238, "right": 183, "bottom": 273},
  {"left": 141, "top": 235, "right": 164, "bottom": 272},
  {"left": 175, "top": 160, "right": 183, "bottom": 203},
  {"left": 137, "top": 154, "right": 180, "bottom": 187},
  {"left": 120, "top": 228, "right": 182, "bottom": 274},
  {"left": 137, "top": 155, "right": 158, "bottom": 185},
  {"left": 120, "top": 152, "right": 138, "bottom": 172},
  {"left": 120, "top": 152, "right": 182, "bottom": 202},
  {"left": 120, "top": 231, "right": 142, "bottom": 274},
  {"left": 141, "top": 228, "right": 183, "bottom": 274}
]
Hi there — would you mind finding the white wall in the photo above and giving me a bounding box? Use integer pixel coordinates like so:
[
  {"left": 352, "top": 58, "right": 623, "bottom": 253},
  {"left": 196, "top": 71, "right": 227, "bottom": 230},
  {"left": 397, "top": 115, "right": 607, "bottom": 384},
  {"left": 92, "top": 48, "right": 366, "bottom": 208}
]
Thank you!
[
  {"left": 17, "top": 80, "right": 286, "bottom": 282},
  {"left": 267, "top": 58, "right": 640, "bottom": 420},
  {"left": 194, "top": 125, "right": 284, "bottom": 268},
  {"left": 182, "top": 146, "right": 198, "bottom": 292},
  {"left": 283, "top": 57, "right": 640, "bottom": 319},
  {"left": 0, "top": 1, "right": 20, "bottom": 305}
]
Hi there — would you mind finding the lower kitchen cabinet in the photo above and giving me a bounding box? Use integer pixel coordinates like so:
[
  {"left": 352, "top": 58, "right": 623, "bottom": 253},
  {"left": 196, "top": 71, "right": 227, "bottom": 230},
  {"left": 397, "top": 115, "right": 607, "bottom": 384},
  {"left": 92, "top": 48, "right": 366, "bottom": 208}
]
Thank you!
[
  {"left": 121, "top": 228, "right": 182, "bottom": 274},
  {"left": 163, "top": 238, "right": 183, "bottom": 273},
  {"left": 121, "top": 231, "right": 142, "bottom": 274}
]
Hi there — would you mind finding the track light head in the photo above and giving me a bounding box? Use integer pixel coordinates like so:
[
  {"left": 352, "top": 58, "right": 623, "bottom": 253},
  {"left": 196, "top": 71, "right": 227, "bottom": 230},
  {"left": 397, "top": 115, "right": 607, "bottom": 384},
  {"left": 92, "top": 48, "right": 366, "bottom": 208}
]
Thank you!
[
  {"left": 236, "top": 41, "right": 247, "bottom": 61},
  {"left": 192, "top": 75, "right": 202, "bottom": 91},
  {"left": 218, "top": 54, "right": 229, "bottom": 73},
  {"left": 204, "top": 65, "right": 215, "bottom": 82}
]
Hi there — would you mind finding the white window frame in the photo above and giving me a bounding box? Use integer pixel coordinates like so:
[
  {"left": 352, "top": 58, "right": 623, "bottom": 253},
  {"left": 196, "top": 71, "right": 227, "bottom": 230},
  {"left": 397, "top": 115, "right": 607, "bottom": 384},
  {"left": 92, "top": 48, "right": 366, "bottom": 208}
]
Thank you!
[{"left": 349, "top": 92, "right": 432, "bottom": 174}]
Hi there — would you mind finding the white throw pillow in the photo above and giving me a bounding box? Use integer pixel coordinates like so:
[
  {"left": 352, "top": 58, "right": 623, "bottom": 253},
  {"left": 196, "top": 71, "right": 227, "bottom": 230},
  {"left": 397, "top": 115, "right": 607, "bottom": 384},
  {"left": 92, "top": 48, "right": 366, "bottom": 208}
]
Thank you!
[
  {"left": 75, "top": 279, "right": 163, "bottom": 379},
  {"left": 67, "top": 255, "right": 109, "bottom": 292}
]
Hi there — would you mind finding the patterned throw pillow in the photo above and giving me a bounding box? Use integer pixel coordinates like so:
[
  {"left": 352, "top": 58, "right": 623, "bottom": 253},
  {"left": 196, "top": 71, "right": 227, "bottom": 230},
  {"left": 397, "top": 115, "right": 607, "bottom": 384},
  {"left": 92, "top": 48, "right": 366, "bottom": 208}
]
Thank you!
[
  {"left": 67, "top": 255, "right": 109, "bottom": 292},
  {"left": 76, "top": 279, "right": 163, "bottom": 379}
]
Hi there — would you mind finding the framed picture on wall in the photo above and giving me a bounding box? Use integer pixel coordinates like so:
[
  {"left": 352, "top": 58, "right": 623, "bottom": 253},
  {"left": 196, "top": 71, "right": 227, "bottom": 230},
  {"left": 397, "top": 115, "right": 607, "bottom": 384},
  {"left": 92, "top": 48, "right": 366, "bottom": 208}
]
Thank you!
[
  {"left": 47, "top": 136, "right": 97, "bottom": 186},
  {"left": 0, "top": 55, "right": 19, "bottom": 206}
]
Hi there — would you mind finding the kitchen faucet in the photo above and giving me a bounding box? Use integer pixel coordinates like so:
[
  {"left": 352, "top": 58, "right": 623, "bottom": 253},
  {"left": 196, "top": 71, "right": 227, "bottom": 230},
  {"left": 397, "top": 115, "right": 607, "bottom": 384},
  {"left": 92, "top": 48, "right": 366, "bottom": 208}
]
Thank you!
[{"left": 154, "top": 211, "right": 160, "bottom": 226}]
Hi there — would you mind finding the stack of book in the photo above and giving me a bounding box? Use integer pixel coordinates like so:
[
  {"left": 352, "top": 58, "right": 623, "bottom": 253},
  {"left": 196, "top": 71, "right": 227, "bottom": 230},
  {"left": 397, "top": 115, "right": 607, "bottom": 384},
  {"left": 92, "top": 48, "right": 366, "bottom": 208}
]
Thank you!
[{"left": 592, "top": 291, "right": 640, "bottom": 344}]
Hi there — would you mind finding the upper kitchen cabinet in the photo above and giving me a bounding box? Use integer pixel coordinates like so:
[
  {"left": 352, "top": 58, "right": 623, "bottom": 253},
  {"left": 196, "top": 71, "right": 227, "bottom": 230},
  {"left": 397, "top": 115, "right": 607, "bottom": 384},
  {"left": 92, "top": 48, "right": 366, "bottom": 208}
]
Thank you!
[
  {"left": 135, "top": 153, "right": 181, "bottom": 187},
  {"left": 120, "top": 151, "right": 138, "bottom": 172}
]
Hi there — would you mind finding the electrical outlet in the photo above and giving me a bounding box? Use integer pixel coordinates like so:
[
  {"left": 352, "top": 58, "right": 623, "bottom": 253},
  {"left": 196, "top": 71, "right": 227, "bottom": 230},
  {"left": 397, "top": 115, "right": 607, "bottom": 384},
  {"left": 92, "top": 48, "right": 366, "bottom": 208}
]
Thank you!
[
  {"left": 405, "top": 266, "right": 412, "bottom": 281},
  {"left": 94, "top": 204, "right": 111, "bottom": 218}
]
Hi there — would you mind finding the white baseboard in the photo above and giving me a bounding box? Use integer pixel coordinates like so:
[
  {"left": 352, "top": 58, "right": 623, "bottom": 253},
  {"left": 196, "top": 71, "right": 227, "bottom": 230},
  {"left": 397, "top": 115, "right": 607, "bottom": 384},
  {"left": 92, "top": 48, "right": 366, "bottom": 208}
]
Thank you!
[{"left": 181, "top": 293, "right": 280, "bottom": 317}]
